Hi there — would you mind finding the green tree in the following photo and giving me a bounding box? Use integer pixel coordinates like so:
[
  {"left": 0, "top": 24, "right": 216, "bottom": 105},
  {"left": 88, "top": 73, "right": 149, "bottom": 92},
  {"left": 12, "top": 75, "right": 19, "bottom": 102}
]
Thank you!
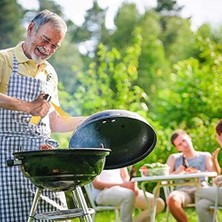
[
  {"left": 38, "top": 0, "right": 62, "bottom": 14},
  {"left": 71, "top": 1, "right": 108, "bottom": 58},
  {"left": 152, "top": 35, "right": 222, "bottom": 153},
  {"left": 109, "top": 3, "right": 140, "bottom": 50},
  {"left": 137, "top": 10, "right": 170, "bottom": 100},
  {"left": 0, "top": 0, "right": 24, "bottom": 49},
  {"left": 155, "top": 0, "right": 183, "bottom": 14},
  {"left": 161, "top": 16, "right": 196, "bottom": 64},
  {"left": 71, "top": 28, "right": 148, "bottom": 118}
]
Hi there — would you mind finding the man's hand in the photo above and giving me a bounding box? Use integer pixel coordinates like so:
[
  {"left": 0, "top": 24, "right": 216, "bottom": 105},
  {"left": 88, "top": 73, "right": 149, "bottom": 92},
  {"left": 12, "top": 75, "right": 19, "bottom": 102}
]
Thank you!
[
  {"left": 184, "top": 166, "right": 198, "bottom": 173},
  {"left": 173, "top": 165, "right": 198, "bottom": 174},
  {"left": 28, "top": 93, "right": 51, "bottom": 118},
  {"left": 0, "top": 92, "right": 50, "bottom": 118},
  {"left": 121, "top": 181, "right": 135, "bottom": 190},
  {"left": 213, "top": 175, "right": 222, "bottom": 186},
  {"left": 121, "top": 181, "right": 139, "bottom": 195},
  {"left": 174, "top": 165, "right": 186, "bottom": 174}
]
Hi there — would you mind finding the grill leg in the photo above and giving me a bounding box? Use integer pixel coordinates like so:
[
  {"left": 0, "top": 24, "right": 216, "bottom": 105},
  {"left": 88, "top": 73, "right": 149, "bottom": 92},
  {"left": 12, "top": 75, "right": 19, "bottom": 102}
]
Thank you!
[
  {"left": 71, "top": 190, "right": 84, "bottom": 222},
  {"left": 28, "top": 187, "right": 43, "bottom": 222},
  {"left": 74, "top": 186, "right": 93, "bottom": 222}
]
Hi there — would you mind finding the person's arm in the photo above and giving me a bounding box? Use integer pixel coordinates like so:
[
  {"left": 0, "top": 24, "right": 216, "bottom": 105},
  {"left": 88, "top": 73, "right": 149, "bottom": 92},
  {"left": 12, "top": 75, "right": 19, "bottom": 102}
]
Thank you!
[
  {"left": 212, "top": 148, "right": 221, "bottom": 175},
  {"left": 120, "top": 167, "right": 130, "bottom": 182},
  {"left": 49, "top": 110, "right": 86, "bottom": 133},
  {"left": 205, "top": 152, "right": 217, "bottom": 172},
  {"left": 0, "top": 92, "right": 50, "bottom": 117},
  {"left": 120, "top": 167, "right": 139, "bottom": 195},
  {"left": 167, "top": 154, "right": 183, "bottom": 174},
  {"left": 93, "top": 170, "right": 136, "bottom": 192},
  {"left": 92, "top": 175, "right": 123, "bottom": 190},
  {"left": 166, "top": 154, "right": 174, "bottom": 173}
]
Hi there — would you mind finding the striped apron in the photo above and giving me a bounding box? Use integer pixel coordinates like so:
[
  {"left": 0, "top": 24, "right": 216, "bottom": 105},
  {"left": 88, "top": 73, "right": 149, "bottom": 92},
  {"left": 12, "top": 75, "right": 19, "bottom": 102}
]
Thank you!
[{"left": 0, "top": 55, "right": 67, "bottom": 221}]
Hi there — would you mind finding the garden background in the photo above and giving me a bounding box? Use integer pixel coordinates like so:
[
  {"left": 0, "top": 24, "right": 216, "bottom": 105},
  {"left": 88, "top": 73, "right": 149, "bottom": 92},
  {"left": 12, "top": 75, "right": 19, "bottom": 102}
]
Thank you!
[{"left": 1, "top": 0, "right": 222, "bottom": 220}]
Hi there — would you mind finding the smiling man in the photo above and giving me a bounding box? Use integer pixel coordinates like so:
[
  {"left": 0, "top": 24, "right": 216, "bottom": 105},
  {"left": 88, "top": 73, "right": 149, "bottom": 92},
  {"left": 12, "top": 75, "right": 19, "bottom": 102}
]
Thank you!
[
  {"left": 0, "top": 10, "right": 86, "bottom": 221},
  {"left": 23, "top": 13, "right": 64, "bottom": 64}
]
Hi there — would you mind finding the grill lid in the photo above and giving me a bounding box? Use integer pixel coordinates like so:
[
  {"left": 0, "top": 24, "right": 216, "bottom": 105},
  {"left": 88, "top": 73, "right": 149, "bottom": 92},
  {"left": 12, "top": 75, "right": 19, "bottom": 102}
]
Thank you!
[{"left": 69, "top": 109, "right": 156, "bottom": 169}]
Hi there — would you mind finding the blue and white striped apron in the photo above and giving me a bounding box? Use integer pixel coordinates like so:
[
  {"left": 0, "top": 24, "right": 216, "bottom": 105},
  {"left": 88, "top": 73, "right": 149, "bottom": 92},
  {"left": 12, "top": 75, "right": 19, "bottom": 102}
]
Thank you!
[{"left": 0, "top": 55, "right": 67, "bottom": 221}]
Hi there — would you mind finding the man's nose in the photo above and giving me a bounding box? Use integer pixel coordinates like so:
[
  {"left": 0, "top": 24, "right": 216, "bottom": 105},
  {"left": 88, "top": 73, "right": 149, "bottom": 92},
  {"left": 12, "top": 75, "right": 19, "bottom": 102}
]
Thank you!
[{"left": 44, "top": 44, "right": 52, "bottom": 53}]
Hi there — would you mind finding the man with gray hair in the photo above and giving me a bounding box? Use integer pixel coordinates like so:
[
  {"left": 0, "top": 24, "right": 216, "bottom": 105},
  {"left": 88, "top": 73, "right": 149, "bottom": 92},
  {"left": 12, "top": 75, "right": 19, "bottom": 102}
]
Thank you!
[{"left": 0, "top": 10, "right": 85, "bottom": 221}]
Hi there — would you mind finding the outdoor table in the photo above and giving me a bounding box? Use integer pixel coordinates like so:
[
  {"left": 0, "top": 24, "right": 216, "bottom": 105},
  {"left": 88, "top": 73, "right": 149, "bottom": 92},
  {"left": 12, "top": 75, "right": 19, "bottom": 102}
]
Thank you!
[{"left": 132, "top": 171, "right": 217, "bottom": 222}]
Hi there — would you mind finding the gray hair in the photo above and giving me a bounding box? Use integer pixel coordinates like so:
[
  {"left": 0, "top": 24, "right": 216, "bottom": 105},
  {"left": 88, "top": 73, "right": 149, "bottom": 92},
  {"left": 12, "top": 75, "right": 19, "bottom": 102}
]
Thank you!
[{"left": 31, "top": 9, "right": 67, "bottom": 33}]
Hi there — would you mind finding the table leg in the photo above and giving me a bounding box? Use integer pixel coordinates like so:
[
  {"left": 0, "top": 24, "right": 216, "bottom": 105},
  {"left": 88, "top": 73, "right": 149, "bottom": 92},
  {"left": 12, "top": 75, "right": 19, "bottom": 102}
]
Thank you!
[
  {"left": 141, "top": 183, "right": 151, "bottom": 212},
  {"left": 151, "top": 182, "right": 161, "bottom": 222},
  {"left": 141, "top": 181, "right": 161, "bottom": 222}
]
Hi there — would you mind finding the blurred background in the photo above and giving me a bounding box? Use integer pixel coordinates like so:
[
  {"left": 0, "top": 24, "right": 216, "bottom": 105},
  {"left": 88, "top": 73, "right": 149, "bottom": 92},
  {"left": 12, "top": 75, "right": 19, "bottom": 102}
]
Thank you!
[{"left": 1, "top": 0, "right": 222, "bottom": 168}]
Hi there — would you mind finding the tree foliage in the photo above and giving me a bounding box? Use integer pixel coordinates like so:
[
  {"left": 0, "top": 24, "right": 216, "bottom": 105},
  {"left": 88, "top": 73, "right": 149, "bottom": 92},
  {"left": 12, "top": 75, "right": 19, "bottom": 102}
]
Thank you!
[
  {"left": 137, "top": 10, "right": 169, "bottom": 98},
  {"left": 155, "top": 0, "right": 183, "bottom": 14},
  {"left": 0, "top": 0, "right": 24, "bottom": 49},
  {"left": 151, "top": 35, "right": 222, "bottom": 158},
  {"left": 71, "top": 29, "right": 148, "bottom": 118},
  {"left": 110, "top": 3, "right": 140, "bottom": 49},
  {"left": 70, "top": 1, "right": 108, "bottom": 58}
]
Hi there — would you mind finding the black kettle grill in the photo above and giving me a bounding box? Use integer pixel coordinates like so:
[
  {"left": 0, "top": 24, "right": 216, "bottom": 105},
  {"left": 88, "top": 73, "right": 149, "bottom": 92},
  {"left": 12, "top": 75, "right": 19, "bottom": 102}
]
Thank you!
[{"left": 7, "top": 110, "right": 156, "bottom": 221}]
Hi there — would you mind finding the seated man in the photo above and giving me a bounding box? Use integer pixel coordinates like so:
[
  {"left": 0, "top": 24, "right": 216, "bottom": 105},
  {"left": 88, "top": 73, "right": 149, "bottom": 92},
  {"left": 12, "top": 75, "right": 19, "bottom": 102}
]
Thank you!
[
  {"left": 195, "top": 120, "right": 222, "bottom": 222},
  {"left": 166, "top": 130, "right": 214, "bottom": 222},
  {"left": 92, "top": 167, "right": 165, "bottom": 222}
]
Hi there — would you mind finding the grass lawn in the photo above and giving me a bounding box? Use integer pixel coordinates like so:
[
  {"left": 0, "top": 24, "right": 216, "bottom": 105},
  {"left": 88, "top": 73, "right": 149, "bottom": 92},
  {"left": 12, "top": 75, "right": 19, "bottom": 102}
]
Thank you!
[
  {"left": 70, "top": 207, "right": 222, "bottom": 221},
  {"left": 93, "top": 208, "right": 198, "bottom": 222}
]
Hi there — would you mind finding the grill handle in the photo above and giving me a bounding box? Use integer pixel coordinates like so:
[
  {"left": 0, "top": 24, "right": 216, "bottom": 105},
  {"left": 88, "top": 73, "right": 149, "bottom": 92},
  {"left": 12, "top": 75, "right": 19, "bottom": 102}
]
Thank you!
[{"left": 6, "top": 159, "right": 22, "bottom": 167}]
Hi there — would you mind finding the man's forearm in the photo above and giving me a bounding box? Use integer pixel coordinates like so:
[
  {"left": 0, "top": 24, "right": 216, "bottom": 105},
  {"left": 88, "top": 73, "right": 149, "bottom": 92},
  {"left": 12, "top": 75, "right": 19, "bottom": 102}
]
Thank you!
[{"left": 0, "top": 93, "right": 30, "bottom": 113}]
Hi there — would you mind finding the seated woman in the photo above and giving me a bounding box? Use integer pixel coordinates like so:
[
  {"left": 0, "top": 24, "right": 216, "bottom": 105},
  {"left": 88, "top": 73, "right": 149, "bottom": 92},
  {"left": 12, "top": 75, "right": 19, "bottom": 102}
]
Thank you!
[
  {"left": 195, "top": 120, "right": 222, "bottom": 222},
  {"left": 92, "top": 167, "right": 165, "bottom": 222}
]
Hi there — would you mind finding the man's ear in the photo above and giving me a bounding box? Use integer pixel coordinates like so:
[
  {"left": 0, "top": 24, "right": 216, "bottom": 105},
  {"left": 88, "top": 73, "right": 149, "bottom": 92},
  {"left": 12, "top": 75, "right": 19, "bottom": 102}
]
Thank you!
[{"left": 28, "top": 22, "right": 35, "bottom": 33}]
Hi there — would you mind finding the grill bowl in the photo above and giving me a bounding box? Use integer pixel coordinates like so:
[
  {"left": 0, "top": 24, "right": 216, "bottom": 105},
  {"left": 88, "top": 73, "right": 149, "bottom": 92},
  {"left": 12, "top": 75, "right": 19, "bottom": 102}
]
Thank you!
[{"left": 12, "top": 148, "right": 110, "bottom": 191}]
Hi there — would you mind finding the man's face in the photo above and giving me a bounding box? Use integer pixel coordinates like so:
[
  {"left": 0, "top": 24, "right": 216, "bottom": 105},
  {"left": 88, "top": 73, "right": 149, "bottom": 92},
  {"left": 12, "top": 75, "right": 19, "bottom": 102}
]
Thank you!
[
  {"left": 173, "top": 133, "right": 192, "bottom": 152},
  {"left": 25, "top": 22, "right": 65, "bottom": 64}
]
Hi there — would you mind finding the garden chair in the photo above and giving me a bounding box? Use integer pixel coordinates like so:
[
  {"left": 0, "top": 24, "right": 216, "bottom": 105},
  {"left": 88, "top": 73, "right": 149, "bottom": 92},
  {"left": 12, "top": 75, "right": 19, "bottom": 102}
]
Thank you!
[{"left": 84, "top": 183, "right": 120, "bottom": 222}]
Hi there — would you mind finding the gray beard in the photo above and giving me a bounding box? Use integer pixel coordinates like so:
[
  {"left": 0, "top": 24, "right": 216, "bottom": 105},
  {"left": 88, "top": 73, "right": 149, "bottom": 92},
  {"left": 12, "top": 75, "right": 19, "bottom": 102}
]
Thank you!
[{"left": 31, "top": 52, "right": 45, "bottom": 65}]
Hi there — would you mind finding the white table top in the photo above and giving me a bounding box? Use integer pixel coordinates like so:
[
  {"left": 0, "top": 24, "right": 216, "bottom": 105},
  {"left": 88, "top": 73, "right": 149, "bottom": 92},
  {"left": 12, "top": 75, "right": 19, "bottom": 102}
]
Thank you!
[{"left": 132, "top": 171, "right": 217, "bottom": 182}]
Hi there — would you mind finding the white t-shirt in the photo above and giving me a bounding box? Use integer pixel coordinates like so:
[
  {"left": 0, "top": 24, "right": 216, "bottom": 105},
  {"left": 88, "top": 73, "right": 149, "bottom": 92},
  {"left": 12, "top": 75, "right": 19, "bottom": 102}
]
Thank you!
[{"left": 93, "top": 169, "right": 123, "bottom": 197}]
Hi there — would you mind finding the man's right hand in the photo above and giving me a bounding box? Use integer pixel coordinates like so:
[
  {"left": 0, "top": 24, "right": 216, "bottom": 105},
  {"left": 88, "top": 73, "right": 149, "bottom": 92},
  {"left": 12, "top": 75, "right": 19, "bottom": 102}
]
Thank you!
[
  {"left": 121, "top": 181, "right": 139, "bottom": 195},
  {"left": 29, "top": 93, "right": 51, "bottom": 118},
  {"left": 0, "top": 92, "right": 50, "bottom": 118}
]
